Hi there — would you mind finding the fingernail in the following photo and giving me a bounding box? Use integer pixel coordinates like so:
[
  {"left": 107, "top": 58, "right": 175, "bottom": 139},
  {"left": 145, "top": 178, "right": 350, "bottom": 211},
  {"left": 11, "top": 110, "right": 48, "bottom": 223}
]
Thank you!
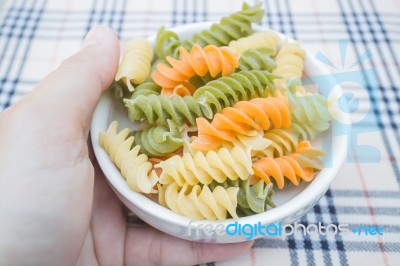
[{"left": 83, "top": 25, "right": 112, "bottom": 47}]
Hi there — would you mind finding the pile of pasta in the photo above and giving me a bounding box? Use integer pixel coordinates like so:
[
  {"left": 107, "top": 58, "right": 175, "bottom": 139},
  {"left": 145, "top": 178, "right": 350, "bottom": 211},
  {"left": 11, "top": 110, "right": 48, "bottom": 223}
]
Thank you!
[{"left": 99, "top": 3, "right": 332, "bottom": 221}]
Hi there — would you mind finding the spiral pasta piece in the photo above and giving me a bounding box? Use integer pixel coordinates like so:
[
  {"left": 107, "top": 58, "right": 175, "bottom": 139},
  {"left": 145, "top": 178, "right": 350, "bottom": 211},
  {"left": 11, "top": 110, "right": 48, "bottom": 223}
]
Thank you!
[
  {"left": 115, "top": 38, "right": 154, "bottom": 92},
  {"left": 272, "top": 42, "right": 306, "bottom": 92},
  {"left": 124, "top": 94, "right": 203, "bottom": 126},
  {"left": 155, "top": 26, "right": 181, "bottom": 59},
  {"left": 158, "top": 182, "right": 239, "bottom": 220},
  {"left": 152, "top": 44, "right": 239, "bottom": 96},
  {"left": 290, "top": 92, "right": 332, "bottom": 126},
  {"left": 237, "top": 179, "right": 275, "bottom": 216},
  {"left": 224, "top": 131, "right": 273, "bottom": 155},
  {"left": 273, "top": 42, "right": 305, "bottom": 79},
  {"left": 130, "top": 82, "right": 161, "bottom": 99},
  {"left": 286, "top": 79, "right": 332, "bottom": 138},
  {"left": 290, "top": 121, "right": 327, "bottom": 140},
  {"left": 156, "top": 145, "right": 253, "bottom": 187},
  {"left": 133, "top": 120, "right": 184, "bottom": 157},
  {"left": 238, "top": 48, "right": 277, "bottom": 72},
  {"left": 252, "top": 141, "right": 324, "bottom": 189},
  {"left": 125, "top": 71, "right": 278, "bottom": 127},
  {"left": 98, "top": 121, "right": 158, "bottom": 194},
  {"left": 223, "top": 128, "right": 300, "bottom": 158},
  {"left": 241, "top": 129, "right": 299, "bottom": 159},
  {"left": 192, "top": 97, "right": 291, "bottom": 151},
  {"left": 260, "top": 129, "right": 299, "bottom": 158},
  {"left": 193, "top": 70, "right": 277, "bottom": 118},
  {"left": 183, "top": 3, "right": 264, "bottom": 49},
  {"left": 109, "top": 80, "right": 130, "bottom": 99},
  {"left": 228, "top": 31, "right": 281, "bottom": 55}
]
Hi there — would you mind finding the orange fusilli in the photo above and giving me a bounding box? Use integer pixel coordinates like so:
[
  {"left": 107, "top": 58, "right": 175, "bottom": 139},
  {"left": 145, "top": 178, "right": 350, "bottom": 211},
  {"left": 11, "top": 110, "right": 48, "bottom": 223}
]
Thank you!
[{"left": 152, "top": 44, "right": 239, "bottom": 96}]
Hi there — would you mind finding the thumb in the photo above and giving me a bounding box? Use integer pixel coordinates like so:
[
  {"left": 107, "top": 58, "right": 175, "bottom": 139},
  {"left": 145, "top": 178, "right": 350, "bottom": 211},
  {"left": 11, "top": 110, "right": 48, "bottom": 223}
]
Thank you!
[{"left": 27, "top": 25, "right": 119, "bottom": 130}]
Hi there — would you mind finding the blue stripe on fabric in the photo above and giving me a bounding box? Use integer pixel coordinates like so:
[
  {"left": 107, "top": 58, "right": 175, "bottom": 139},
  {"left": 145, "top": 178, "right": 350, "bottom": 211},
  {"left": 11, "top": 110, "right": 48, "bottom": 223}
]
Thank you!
[
  {"left": 331, "top": 190, "right": 400, "bottom": 198},
  {"left": 254, "top": 238, "right": 400, "bottom": 252},
  {"left": 0, "top": 1, "right": 26, "bottom": 69},
  {"left": 337, "top": 0, "right": 400, "bottom": 188},
  {"left": 274, "top": 0, "right": 286, "bottom": 35},
  {"left": 284, "top": 0, "right": 297, "bottom": 39},
  {"left": 0, "top": 5, "right": 14, "bottom": 37},
  {"left": 333, "top": 206, "right": 400, "bottom": 216},
  {"left": 346, "top": 0, "right": 400, "bottom": 139},
  {"left": 263, "top": 0, "right": 273, "bottom": 29},
  {"left": 358, "top": 0, "right": 400, "bottom": 114},
  {"left": 98, "top": 0, "right": 107, "bottom": 25},
  {"left": 202, "top": 0, "right": 207, "bottom": 22},
  {"left": 367, "top": 0, "right": 400, "bottom": 103},
  {"left": 191, "top": 0, "right": 197, "bottom": 23},
  {"left": 183, "top": 0, "right": 188, "bottom": 24},
  {"left": 310, "top": 202, "right": 334, "bottom": 266},
  {"left": 347, "top": 0, "right": 400, "bottom": 184},
  {"left": 116, "top": 0, "right": 126, "bottom": 38},
  {"left": 324, "top": 190, "right": 349, "bottom": 266},
  {"left": 172, "top": 0, "right": 177, "bottom": 26},
  {"left": 0, "top": 8, "right": 397, "bottom": 17},
  {"left": 83, "top": 0, "right": 98, "bottom": 38},
  {"left": 107, "top": 0, "right": 117, "bottom": 30},
  {"left": 2, "top": 0, "right": 45, "bottom": 109},
  {"left": 287, "top": 235, "right": 300, "bottom": 266}
]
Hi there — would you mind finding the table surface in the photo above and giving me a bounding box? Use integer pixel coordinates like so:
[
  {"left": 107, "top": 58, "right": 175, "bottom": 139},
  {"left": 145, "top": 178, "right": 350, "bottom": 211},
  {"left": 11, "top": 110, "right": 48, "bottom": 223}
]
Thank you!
[{"left": 0, "top": 0, "right": 399, "bottom": 265}]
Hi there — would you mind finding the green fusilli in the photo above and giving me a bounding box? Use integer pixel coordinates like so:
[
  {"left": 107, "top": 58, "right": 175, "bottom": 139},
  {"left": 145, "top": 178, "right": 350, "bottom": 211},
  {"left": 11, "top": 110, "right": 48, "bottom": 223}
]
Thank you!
[
  {"left": 183, "top": 3, "right": 264, "bottom": 48},
  {"left": 130, "top": 82, "right": 161, "bottom": 99},
  {"left": 124, "top": 94, "right": 203, "bottom": 126},
  {"left": 238, "top": 48, "right": 277, "bottom": 72},
  {"left": 155, "top": 26, "right": 181, "bottom": 59},
  {"left": 193, "top": 70, "right": 277, "bottom": 118},
  {"left": 133, "top": 120, "right": 184, "bottom": 157}
]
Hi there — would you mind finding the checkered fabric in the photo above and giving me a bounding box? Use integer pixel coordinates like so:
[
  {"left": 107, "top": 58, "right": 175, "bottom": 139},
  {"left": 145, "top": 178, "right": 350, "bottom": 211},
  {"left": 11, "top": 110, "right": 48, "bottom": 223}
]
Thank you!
[{"left": 0, "top": 0, "right": 399, "bottom": 265}]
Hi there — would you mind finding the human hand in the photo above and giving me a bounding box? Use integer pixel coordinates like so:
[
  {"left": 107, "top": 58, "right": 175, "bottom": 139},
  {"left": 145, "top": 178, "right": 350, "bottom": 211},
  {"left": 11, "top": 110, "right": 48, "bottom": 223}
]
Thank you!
[{"left": 0, "top": 26, "right": 253, "bottom": 266}]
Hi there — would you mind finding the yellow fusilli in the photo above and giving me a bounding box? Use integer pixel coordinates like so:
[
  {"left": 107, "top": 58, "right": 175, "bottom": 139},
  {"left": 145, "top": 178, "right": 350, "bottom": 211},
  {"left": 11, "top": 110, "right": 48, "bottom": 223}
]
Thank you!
[
  {"left": 99, "top": 121, "right": 158, "bottom": 194},
  {"left": 115, "top": 38, "right": 154, "bottom": 92},
  {"left": 156, "top": 146, "right": 253, "bottom": 186},
  {"left": 158, "top": 182, "right": 239, "bottom": 220},
  {"left": 272, "top": 42, "right": 305, "bottom": 91},
  {"left": 228, "top": 31, "right": 280, "bottom": 55}
]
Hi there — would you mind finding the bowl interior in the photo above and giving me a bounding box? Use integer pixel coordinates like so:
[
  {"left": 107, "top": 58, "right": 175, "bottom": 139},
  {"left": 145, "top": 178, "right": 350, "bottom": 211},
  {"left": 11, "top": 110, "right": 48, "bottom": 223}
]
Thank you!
[{"left": 91, "top": 22, "right": 349, "bottom": 242}]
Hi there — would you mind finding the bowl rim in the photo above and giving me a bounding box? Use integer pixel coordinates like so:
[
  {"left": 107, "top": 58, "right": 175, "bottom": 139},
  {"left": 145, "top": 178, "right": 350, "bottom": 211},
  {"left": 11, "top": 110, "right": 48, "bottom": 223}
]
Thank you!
[{"left": 91, "top": 22, "right": 350, "bottom": 232}]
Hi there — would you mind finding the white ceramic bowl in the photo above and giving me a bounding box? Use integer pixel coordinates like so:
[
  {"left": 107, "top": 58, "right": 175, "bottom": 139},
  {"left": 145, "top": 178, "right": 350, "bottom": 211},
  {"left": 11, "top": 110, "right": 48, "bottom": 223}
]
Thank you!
[{"left": 91, "top": 22, "right": 349, "bottom": 243}]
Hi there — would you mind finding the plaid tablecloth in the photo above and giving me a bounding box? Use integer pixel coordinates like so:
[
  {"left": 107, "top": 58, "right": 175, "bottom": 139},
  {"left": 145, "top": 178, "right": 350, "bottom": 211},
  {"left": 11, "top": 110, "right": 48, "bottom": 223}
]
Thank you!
[{"left": 1, "top": 0, "right": 399, "bottom": 265}]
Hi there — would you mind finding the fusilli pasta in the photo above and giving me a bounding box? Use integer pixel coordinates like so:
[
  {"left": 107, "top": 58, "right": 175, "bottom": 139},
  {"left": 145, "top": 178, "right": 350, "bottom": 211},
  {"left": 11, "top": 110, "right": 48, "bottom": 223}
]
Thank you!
[
  {"left": 99, "top": 121, "right": 159, "bottom": 193},
  {"left": 192, "top": 97, "right": 290, "bottom": 151},
  {"left": 130, "top": 82, "right": 161, "bottom": 99},
  {"left": 183, "top": 3, "right": 264, "bottom": 48},
  {"left": 156, "top": 145, "right": 253, "bottom": 186},
  {"left": 158, "top": 182, "right": 239, "bottom": 220},
  {"left": 273, "top": 42, "right": 305, "bottom": 80},
  {"left": 272, "top": 42, "right": 306, "bottom": 92},
  {"left": 252, "top": 141, "right": 324, "bottom": 189},
  {"left": 228, "top": 31, "right": 280, "bottom": 55},
  {"left": 193, "top": 70, "right": 277, "bottom": 118},
  {"left": 115, "top": 38, "right": 154, "bottom": 92},
  {"left": 133, "top": 120, "right": 184, "bottom": 157},
  {"left": 286, "top": 80, "right": 332, "bottom": 138},
  {"left": 237, "top": 179, "right": 275, "bottom": 216},
  {"left": 124, "top": 94, "right": 203, "bottom": 126},
  {"left": 155, "top": 26, "right": 181, "bottom": 59},
  {"left": 238, "top": 48, "right": 277, "bottom": 72},
  {"left": 152, "top": 44, "right": 239, "bottom": 96}
]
